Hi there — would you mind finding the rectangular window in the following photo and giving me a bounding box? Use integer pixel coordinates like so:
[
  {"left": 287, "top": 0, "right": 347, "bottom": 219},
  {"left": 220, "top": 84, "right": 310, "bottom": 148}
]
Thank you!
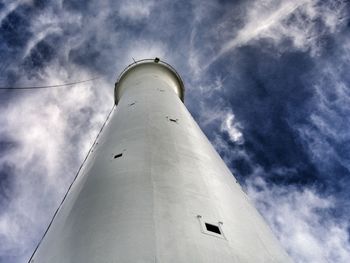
[{"left": 197, "top": 215, "right": 226, "bottom": 239}]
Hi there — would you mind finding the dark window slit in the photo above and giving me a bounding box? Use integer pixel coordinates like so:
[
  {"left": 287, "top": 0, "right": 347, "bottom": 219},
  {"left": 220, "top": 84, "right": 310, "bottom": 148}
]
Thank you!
[
  {"left": 114, "top": 153, "right": 123, "bottom": 159},
  {"left": 205, "top": 223, "right": 221, "bottom": 235}
]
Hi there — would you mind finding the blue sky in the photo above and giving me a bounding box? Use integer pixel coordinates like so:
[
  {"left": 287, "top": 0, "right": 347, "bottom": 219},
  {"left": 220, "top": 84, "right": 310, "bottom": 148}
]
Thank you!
[{"left": 0, "top": 0, "right": 349, "bottom": 262}]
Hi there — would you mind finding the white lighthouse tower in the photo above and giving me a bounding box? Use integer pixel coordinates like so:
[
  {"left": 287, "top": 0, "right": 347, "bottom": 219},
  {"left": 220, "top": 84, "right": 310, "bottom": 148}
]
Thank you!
[{"left": 30, "top": 58, "right": 292, "bottom": 262}]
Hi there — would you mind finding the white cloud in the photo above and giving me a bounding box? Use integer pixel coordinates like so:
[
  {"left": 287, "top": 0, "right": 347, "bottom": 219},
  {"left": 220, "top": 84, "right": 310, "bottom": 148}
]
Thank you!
[
  {"left": 218, "top": 0, "right": 308, "bottom": 57},
  {"left": 0, "top": 0, "right": 348, "bottom": 262},
  {"left": 125, "top": 40, "right": 167, "bottom": 63},
  {"left": 221, "top": 112, "right": 244, "bottom": 144},
  {"left": 0, "top": 61, "right": 112, "bottom": 262},
  {"left": 188, "top": 37, "right": 202, "bottom": 78},
  {"left": 294, "top": 37, "right": 350, "bottom": 172},
  {"left": 0, "top": 1, "right": 168, "bottom": 260},
  {"left": 118, "top": 0, "right": 155, "bottom": 21},
  {"left": 246, "top": 176, "right": 350, "bottom": 263},
  {"left": 0, "top": 0, "right": 27, "bottom": 25},
  {"left": 198, "top": 0, "right": 348, "bottom": 70},
  {"left": 23, "top": 11, "right": 64, "bottom": 58}
]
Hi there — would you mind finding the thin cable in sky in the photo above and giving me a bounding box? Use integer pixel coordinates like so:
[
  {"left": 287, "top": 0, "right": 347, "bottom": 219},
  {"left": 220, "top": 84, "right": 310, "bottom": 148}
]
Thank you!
[{"left": 0, "top": 77, "right": 100, "bottom": 90}]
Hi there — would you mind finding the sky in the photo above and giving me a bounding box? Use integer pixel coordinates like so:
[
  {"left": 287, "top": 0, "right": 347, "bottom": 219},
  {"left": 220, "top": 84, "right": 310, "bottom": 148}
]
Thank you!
[{"left": 0, "top": 0, "right": 349, "bottom": 262}]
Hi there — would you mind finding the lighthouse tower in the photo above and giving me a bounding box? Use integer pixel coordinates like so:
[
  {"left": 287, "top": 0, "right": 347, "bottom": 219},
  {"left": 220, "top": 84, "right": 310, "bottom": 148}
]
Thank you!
[{"left": 30, "top": 58, "right": 292, "bottom": 262}]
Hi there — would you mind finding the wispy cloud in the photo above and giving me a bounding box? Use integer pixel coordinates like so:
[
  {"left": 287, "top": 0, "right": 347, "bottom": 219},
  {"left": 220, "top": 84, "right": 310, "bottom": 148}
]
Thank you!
[
  {"left": 190, "top": 0, "right": 348, "bottom": 72},
  {"left": 216, "top": 0, "right": 308, "bottom": 59},
  {"left": 0, "top": 0, "right": 22, "bottom": 25},
  {"left": 0, "top": 0, "right": 349, "bottom": 262},
  {"left": 220, "top": 111, "right": 244, "bottom": 144},
  {"left": 246, "top": 176, "right": 350, "bottom": 263},
  {"left": 0, "top": 60, "right": 111, "bottom": 261},
  {"left": 118, "top": 0, "right": 155, "bottom": 21}
]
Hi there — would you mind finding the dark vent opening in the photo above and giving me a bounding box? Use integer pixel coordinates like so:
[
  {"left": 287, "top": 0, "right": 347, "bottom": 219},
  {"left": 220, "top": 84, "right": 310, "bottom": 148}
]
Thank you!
[
  {"left": 114, "top": 153, "right": 123, "bottom": 159},
  {"left": 169, "top": 118, "right": 178, "bottom": 123},
  {"left": 205, "top": 223, "right": 221, "bottom": 235}
]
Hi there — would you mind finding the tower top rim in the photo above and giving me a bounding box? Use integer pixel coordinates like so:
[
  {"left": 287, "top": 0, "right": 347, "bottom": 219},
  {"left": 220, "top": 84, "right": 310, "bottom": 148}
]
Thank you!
[{"left": 114, "top": 58, "right": 185, "bottom": 105}]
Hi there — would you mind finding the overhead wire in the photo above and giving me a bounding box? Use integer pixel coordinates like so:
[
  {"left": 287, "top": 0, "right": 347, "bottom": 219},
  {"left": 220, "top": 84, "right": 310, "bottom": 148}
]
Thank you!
[
  {"left": 0, "top": 76, "right": 100, "bottom": 90},
  {"left": 27, "top": 104, "right": 116, "bottom": 263}
]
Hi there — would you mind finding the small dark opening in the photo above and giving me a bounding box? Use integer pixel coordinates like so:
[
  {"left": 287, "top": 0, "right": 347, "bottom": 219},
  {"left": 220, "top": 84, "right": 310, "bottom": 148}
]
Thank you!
[
  {"left": 205, "top": 223, "right": 221, "bottom": 235},
  {"left": 114, "top": 153, "right": 123, "bottom": 159},
  {"left": 128, "top": 102, "right": 136, "bottom": 106},
  {"left": 154, "top": 57, "right": 160, "bottom": 63},
  {"left": 169, "top": 118, "right": 178, "bottom": 123}
]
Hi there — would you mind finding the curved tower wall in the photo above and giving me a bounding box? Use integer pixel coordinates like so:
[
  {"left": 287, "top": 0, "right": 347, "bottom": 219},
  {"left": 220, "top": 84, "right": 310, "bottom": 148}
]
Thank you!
[{"left": 32, "top": 59, "right": 292, "bottom": 262}]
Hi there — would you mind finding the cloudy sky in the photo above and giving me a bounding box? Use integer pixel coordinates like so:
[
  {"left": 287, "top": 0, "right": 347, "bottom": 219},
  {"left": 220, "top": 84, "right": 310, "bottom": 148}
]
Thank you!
[{"left": 0, "top": 0, "right": 349, "bottom": 262}]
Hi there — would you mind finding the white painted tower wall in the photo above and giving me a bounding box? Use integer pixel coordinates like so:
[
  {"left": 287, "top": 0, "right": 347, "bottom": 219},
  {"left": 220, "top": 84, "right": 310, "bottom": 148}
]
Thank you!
[{"left": 31, "top": 59, "right": 292, "bottom": 262}]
